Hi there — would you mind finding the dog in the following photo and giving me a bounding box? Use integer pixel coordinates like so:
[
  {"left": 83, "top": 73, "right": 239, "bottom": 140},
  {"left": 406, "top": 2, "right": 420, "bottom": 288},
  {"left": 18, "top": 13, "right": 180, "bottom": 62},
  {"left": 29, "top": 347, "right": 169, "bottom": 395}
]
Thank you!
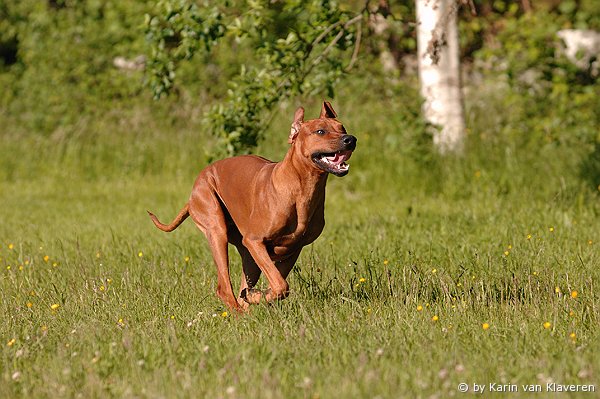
[{"left": 148, "top": 101, "right": 357, "bottom": 311}]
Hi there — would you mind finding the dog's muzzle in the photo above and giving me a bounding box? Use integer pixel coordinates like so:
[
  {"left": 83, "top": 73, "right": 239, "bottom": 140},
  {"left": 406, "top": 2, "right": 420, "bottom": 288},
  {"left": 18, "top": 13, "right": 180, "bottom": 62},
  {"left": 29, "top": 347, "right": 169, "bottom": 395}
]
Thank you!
[
  {"left": 341, "top": 134, "right": 357, "bottom": 151},
  {"left": 312, "top": 134, "right": 357, "bottom": 177}
]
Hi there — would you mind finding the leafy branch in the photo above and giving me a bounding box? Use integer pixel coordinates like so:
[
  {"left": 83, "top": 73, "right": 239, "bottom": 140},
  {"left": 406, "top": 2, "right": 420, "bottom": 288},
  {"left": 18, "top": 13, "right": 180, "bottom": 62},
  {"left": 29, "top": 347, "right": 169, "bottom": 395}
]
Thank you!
[{"left": 145, "top": 0, "right": 370, "bottom": 156}]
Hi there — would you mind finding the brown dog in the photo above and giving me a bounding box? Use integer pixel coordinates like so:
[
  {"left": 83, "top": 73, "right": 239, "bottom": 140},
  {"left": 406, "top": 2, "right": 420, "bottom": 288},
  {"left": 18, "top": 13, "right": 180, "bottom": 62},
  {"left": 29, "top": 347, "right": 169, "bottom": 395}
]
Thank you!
[{"left": 148, "top": 102, "right": 356, "bottom": 311}]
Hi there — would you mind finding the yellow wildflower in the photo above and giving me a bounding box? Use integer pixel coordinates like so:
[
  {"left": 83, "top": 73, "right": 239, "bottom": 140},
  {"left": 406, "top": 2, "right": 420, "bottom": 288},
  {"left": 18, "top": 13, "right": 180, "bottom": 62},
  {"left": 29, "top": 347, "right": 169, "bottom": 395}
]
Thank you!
[
  {"left": 50, "top": 303, "right": 60, "bottom": 310},
  {"left": 221, "top": 311, "right": 228, "bottom": 318},
  {"left": 359, "top": 277, "right": 366, "bottom": 283},
  {"left": 543, "top": 321, "right": 551, "bottom": 329},
  {"left": 8, "top": 243, "right": 14, "bottom": 250},
  {"left": 571, "top": 290, "right": 578, "bottom": 299},
  {"left": 383, "top": 259, "right": 389, "bottom": 266},
  {"left": 43, "top": 255, "right": 49, "bottom": 262},
  {"left": 482, "top": 323, "right": 490, "bottom": 330},
  {"left": 432, "top": 315, "right": 439, "bottom": 322},
  {"left": 7, "top": 338, "right": 16, "bottom": 346},
  {"left": 416, "top": 305, "right": 423, "bottom": 311}
]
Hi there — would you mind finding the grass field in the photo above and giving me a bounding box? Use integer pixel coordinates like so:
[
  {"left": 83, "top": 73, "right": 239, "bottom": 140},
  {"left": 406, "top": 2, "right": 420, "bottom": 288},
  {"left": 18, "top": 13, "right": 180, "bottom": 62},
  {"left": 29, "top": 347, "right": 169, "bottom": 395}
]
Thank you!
[{"left": 1, "top": 82, "right": 599, "bottom": 398}]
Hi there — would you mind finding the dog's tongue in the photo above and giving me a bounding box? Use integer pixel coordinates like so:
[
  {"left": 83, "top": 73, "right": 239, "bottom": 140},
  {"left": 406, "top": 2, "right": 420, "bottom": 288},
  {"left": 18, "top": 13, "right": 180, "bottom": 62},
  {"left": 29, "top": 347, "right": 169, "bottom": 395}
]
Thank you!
[{"left": 326, "top": 151, "right": 352, "bottom": 165}]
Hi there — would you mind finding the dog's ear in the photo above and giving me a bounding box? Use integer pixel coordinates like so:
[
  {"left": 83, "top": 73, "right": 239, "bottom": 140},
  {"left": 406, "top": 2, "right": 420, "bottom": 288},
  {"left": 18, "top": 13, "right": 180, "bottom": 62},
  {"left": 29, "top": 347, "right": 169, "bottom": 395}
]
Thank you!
[
  {"left": 319, "top": 101, "right": 337, "bottom": 119},
  {"left": 289, "top": 107, "right": 304, "bottom": 144}
]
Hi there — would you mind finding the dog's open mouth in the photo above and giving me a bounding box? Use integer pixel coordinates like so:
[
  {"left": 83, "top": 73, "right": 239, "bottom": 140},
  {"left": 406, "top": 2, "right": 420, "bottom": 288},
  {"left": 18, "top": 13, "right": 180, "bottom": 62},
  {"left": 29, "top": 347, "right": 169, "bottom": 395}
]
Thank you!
[{"left": 312, "top": 150, "right": 353, "bottom": 176}]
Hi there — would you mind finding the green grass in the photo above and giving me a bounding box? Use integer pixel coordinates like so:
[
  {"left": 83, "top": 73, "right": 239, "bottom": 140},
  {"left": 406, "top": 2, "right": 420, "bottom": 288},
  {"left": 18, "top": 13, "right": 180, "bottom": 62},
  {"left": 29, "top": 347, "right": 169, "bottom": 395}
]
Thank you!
[{"left": 1, "top": 84, "right": 599, "bottom": 398}]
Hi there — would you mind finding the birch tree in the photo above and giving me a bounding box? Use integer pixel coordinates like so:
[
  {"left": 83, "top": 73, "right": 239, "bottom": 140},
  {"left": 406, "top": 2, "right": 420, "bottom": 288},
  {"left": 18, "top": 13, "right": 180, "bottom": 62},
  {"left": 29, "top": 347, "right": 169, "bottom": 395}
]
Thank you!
[{"left": 416, "top": 0, "right": 465, "bottom": 154}]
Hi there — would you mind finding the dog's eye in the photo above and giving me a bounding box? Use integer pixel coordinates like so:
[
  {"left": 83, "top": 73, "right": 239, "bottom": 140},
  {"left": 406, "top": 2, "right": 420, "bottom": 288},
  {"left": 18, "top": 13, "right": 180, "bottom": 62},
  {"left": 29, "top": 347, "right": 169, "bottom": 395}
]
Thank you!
[{"left": 315, "top": 129, "right": 326, "bottom": 135}]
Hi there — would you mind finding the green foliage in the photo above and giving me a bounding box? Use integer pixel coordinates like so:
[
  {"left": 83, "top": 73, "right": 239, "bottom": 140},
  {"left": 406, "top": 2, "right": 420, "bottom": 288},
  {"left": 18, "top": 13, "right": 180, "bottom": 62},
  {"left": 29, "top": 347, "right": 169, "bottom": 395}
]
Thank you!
[
  {"left": 558, "top": 0, "right": 600, "bottom": 29},
  {"left": 477, "top": 11, "right": 570, "bottom": 86},
  {"left": 0, "top": 2, "right": 20, "bottom": 68},
  {"left": 145, "top": 0, "right": 365, "bottom": 156},
  {"left": 469, "top": 8, "right": 600, "bottom": 191},
  {"left": 144, "top": 0, "right": 227, "bottom": 99},
  {"left": 0, "top": 0, "right": 153, "bottom": 136},
  {"left": 460, "top": 0, "right": 600, "bottom": 60}
]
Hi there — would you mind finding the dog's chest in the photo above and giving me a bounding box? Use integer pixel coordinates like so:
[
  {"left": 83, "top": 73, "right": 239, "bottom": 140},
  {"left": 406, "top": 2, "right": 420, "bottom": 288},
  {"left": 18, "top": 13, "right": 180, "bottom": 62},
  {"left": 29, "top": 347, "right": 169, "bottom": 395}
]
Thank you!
[
  {"left": 268, "top": 202, "right": 325, "bottom": 256},
  {"left": 295, "top": 214, "right": 325, "bottom": 245}
]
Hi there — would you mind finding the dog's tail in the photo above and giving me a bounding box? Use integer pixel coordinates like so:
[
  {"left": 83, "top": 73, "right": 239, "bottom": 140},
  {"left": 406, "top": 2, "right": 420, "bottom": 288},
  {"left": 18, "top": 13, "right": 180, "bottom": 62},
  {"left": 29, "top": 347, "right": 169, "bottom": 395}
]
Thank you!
[{"left": 147, "top": 203, "right": 190, "bottom": 232}]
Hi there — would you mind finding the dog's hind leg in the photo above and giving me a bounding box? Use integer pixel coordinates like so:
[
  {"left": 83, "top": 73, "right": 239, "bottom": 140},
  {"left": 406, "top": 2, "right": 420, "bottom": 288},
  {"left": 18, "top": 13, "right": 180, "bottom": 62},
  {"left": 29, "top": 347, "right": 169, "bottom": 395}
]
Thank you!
[
  {"left": 207, "top": 230, "right": 241, "bottom": 311},
  {"left": 189, "top": 192, "right": 241, "bottom": 312}
]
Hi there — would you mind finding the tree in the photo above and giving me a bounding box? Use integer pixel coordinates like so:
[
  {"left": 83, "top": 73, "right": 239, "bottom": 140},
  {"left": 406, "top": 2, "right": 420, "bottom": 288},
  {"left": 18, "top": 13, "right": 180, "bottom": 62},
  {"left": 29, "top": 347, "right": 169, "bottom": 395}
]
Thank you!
[
  {"left": 145, "top": 0, "right": 469, "bottom": 156},
  {"left": 415, "top": 0, "right": 465, "bottom": 154},
  {"left": 145, "top": 0, "right": 365, "bottom": 156}
]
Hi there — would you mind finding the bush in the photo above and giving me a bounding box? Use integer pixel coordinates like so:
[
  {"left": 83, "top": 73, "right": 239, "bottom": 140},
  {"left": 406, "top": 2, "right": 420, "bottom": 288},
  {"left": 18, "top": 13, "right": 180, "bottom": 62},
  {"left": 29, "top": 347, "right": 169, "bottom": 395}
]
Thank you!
[
  {"left": 0, "top": 0, "right": 153, "bottom": 136},
  {"left": 470, "top": 9, "right": 600, "bottom": 192}
]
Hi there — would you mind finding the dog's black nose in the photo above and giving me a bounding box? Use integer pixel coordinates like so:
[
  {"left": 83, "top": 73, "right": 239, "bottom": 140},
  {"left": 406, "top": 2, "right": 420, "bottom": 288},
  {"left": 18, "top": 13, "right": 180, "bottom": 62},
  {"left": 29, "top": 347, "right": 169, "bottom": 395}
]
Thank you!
[{"left": 341, "top": 134, "right": 357, "bottom": 150}]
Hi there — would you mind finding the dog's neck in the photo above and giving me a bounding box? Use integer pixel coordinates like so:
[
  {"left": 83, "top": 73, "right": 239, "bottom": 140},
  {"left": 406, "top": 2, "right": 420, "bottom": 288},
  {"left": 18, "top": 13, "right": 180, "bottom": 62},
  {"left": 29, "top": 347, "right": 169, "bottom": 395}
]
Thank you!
[{"left": 274, "top": 144, "right": 329, "bottom": 199}]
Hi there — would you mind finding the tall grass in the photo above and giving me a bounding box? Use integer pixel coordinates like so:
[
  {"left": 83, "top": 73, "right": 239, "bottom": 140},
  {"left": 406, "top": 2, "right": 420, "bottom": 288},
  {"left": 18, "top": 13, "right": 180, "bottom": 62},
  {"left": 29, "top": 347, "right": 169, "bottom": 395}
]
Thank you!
[{"left": 1, "top": 77, "right": 599, "bottom": 398}]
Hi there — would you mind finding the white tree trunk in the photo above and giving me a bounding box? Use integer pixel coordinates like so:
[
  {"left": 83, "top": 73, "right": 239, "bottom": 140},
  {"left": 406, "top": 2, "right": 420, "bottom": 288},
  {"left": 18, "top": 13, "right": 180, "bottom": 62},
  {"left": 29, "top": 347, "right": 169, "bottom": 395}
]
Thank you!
[{"left": 416, "top": 0, "right": 465, "bottom": 154}]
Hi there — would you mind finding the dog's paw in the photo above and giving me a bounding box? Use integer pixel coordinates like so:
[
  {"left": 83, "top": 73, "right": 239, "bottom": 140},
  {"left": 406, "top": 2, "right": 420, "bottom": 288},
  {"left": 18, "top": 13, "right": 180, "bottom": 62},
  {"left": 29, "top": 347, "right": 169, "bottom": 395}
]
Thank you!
[
  {"left": 236, "top": 296, "right": 250, "bottom": 311},
  {"left": 240, "top": 288, "right": 263, "bottom": 304}
]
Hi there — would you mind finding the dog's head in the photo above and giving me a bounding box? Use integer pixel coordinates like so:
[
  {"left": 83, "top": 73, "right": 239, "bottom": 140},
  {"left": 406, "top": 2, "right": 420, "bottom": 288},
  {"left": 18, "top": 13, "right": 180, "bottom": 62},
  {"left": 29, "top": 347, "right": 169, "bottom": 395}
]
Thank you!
[{"left": 288, "top": 101, "right": 357, "bottom": 177}]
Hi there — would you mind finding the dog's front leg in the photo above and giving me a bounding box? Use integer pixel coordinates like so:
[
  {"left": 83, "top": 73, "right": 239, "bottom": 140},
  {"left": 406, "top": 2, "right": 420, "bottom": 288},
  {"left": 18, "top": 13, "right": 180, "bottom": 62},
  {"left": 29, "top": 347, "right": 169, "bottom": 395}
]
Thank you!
[
  {"left": 234, "top": 244, "right": 262, "bottom": 308},
  {"left": 242, "top": 238, "right": 289, "bottom": 302}
]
